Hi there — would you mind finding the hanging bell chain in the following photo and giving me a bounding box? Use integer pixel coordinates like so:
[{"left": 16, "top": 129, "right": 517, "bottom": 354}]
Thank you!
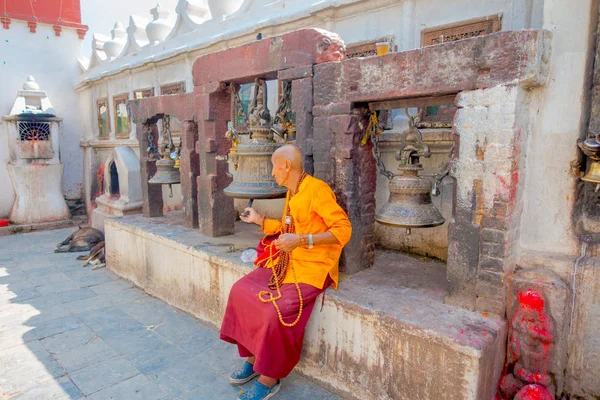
[
  {"left": 146, "top": 123, "right": 161, "bottom": 161},
  {"left": 362, "top": 111, "right": 395, "bottom": 180}
]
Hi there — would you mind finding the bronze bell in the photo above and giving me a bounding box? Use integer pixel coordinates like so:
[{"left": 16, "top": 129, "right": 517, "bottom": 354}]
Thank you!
[
  {"left": 579, "top": 136, "right": 600, "bottom": 187},
  {"left": 375, "top": 110, "right": 445, "bottom": 234},
  {"left": 148, "top": 115, "right": 180, "bottom": 197},
  {"left": 223, "top": 78, "right": 287, "bottom": 200}
]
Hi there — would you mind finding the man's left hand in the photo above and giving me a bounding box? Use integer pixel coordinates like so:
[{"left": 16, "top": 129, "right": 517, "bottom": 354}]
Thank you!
[{"left": 273, "top": 234, "right": 301, "bottom": 253}]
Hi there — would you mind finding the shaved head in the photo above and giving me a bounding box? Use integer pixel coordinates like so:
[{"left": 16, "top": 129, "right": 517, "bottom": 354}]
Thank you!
[
  {"left": 271, "top": 144, "right": 304, "bottom": 189},
  {"left": 272, "top": 145, "right": 303, "bottom": 171}
]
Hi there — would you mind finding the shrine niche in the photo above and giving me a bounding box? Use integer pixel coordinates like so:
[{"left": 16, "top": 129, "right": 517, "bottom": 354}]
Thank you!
[
  {"left": 113, "top": 93, "right": 131, "bottom": 138},
  {"left": 97, "top": 98, "right": 110, "bottom": 139}
]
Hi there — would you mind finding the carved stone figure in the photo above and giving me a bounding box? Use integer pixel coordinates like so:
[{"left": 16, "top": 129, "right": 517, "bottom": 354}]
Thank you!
[
  {"left": 315, "top": 31, "right": 346, "bottom": 63},
  {"left": 248, "top": 78, "right": 271, "bottom": 128},
  {"left": 500, "top": 289, "right": 556, "bottom": 398}
]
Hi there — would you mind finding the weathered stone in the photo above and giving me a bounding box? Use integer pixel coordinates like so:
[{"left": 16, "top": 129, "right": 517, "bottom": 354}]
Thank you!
[
  {"left": 507, "top": 267, "right": 571, "bottom": 397},
  {"left": 128, "top": 93, "right": 194, "bottom": 124},
  {"left": 291, "top": 77, "right": 314, "bottom": 174},
  {"left": 192, "top": 28, "right": 347, "bottom": 87},
  {"left": 313, "top": 30, "right": 551, "bottom": 105},
  {"left": 180, "top": 121, "right": 199, "bottom": 228}
]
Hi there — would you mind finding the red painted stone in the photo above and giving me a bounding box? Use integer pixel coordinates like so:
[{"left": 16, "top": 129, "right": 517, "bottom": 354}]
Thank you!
[
  {"left": 53, "top": 25, "right": 62, "bottom": 36},
  {"left": 514, "top": 384, "right": 554, "bottom": 400},
  {"left": 0, "top": 17, "right": 10, "bottom": 29},
  {"left": 192, "top": 28, "right": 346, "bottom": 87},
  {"left": 27, "top": 21, "right": 36, "bottom": 33}
]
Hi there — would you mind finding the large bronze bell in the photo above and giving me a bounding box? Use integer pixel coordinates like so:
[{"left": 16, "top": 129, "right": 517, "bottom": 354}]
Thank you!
[
  {"left": 374, "top": 110, "right": 445, "bottom": 234},
  {"left": 579, "top": 136, "right": 600, "bottom": 187},
  {"left": 148, "top": 115, "right": 180, "bottom": 196},
  {"left": 223, "top": 78, "right": 287, "bottom": 200}
]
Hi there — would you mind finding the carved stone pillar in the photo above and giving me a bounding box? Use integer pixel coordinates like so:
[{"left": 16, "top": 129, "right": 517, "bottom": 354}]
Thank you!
[
  {"left": 195, "top": 83, "right": 235, "bottom": 236},
  {"left": 180, "top": 120, "right": 199, "bottom": 228}
]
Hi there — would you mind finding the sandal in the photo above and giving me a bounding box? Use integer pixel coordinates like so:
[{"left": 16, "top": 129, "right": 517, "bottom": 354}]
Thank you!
[
  {"left": 229, "top": 361, "right": 259, "bottom": 385},
  {"left": 237, "top": 380, "right": 281, "bottom": 400}
]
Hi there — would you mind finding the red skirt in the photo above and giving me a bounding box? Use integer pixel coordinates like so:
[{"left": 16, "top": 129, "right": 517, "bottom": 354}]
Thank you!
[{"left": 220, "top": 267, "right": 329, "bottom": 379}]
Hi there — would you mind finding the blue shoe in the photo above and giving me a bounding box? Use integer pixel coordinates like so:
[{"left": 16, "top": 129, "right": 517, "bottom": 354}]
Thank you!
[
  {"left": 229, "top": 361, "right": 259, "bottom": 385},
  {"left": 237, "top": 380, "right": 281, "bottom": 400}
]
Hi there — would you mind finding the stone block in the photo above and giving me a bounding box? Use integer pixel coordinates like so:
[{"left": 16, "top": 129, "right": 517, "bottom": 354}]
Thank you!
[
  {"left": 475, "top": 269, "right": 507, "bottom": 316},
  {"left": 69, "top": 356, "right": 139, "bottom": 396},
  {"left": 314, "top": 30, "right": 551, "bottom": 105},
  {"left": 86, "top": 374, "right": 165, "bottom": 400}
]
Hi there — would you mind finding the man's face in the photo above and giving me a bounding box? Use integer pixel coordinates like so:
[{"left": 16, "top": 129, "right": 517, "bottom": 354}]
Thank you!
[{"left": 271, "top": 155, "right": 289, "bottom": 187}]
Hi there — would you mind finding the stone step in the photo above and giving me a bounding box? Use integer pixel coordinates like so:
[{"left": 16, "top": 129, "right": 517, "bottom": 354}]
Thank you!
[{"left": 105, "top": 212, "right": 506, "bottom": 400}]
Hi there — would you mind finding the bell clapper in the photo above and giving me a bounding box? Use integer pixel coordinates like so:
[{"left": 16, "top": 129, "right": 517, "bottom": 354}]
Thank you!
[
  {"left": 406, "top": 228, "right": 411, "bottom": 235},
  {"left": 595, "top": 183, "right": 600, "bottom": 193},
  {"left": 169, "top": 184, "right": 174, "bottom": 198}
]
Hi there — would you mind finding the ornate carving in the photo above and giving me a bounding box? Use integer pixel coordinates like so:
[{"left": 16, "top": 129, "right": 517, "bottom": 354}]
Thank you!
[
  {"left": 248, "top": 78, "right": 271, "bottom": 130},
  {"left": 421, "top": 15, "right": 501, "bottom": 47},
  {"left": 316, "top": 31, "right": 346, "bottom": 63},
  {"left": 134, "top": 87, "right": 155, "bottom": 99},
  {"left": 160, "top": 82, "right": 185, "bottom": 95}
]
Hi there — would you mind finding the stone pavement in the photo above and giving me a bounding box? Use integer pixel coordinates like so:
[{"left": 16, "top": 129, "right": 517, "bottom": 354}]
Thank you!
[{"left": 0, "top": 228, "right": 338, "bottom": 400}]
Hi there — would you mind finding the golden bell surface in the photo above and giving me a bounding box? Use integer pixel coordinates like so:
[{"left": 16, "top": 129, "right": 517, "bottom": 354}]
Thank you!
[
  {"left": 375, "top": 167, "right": 445, "bottom": 229},
  {"left": 149, "top": 158, "right": 180, "bottom": 185},
  {"left": 582, "top": 161, "right": 600, "bottom": 184}
]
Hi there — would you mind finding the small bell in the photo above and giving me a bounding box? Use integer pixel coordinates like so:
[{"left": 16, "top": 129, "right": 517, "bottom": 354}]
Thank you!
[
  {"left": 148, "top": 156, "right": 180, "bottom": 185},
  {"left": 579, "top": 137, "right": 600, "bottom": 191}
]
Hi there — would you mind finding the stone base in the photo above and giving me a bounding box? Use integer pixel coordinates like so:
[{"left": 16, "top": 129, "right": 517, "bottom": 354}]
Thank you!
[
  {"left": 8, "top": 163, "right": 70, "bottom": 224},
  {"left": 105, "top": 212, "right": 507, "bottom": 400},
  {"left": 0, "top": 215, "right": 87, "bottom": 236},
  {"left": 92, "top": 194, "right": 143, "bottom": 232}
]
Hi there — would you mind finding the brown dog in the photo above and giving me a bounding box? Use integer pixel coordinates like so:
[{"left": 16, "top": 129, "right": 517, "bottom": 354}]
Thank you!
[{"left": 55, "top": 227, "right": 104, "bottom": 253}]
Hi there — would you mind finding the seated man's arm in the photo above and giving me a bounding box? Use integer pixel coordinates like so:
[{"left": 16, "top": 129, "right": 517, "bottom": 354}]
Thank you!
[{"left": 312, "top": 185, "right": 352, "bottom": 247}]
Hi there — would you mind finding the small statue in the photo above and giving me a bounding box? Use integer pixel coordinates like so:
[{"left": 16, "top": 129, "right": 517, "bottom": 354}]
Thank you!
[
  {"left": 499, "top": 289, "right": 555, "bottom": 399},
  {"left": 248, "top": 78, "right": 271, "bottom": 128}
]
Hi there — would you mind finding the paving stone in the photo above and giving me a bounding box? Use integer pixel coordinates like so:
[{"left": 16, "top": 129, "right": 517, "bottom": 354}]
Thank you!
[
  {"left": 37, "top": 281, "right": 81, "bottom": 295},
  {"left": 0, "top": 303, "right": 71, "bottom": 326},
  {"left": 41, "top": 326, "right": 95, "bottom": 354},
  {"left": 27, "top": 272, "right": 71, "bottom": 287},
  {"left": 0, "top": 268, "right": 27, "bottom": 284},
  {"left": 67, "top": 270, "right": 115, "bottom": 287},
  {"left": 64, "top": 295, "right": 111, "bottom": 314},
  {"left": 78, "top": 307, "right": 145, "bottom": 339},
  {"left": 103, "top": 328, "right": 172, "bottom": 358},
  {"left": 0, "top": 280, "right": 35, "bottom": 295},
  {"left": 173, "top": 375, "right": 241, "bottom": 400},
  {"left": 0, "top": 341, "right": 65, "bottom": 395},
  {"left": 52, "top": 336, "right": 118, "bottom": 372},
  {"left": 194, "top": 339, "right": 242, "bottom": 377},
  {"left": 274, "top": 373, "right": 338, "bottom": 400},
  {"left": 21, "top": 315, "right": 84, "bottom": 342},
  {"left": 56, "top": 287, "right": 98, "bottom": 304},
  {"left": 148, "top": 357, "right": 218, "bottom": 398},
  {"left": 0, "top": 285, "right": 41, "bottom": 303},
  {"left": 126, "top": 339, "right": 189, "bottom": 375},
  {"left": 116, "top": 297, "right": 180, "bottom": 326},
  {"left": 90, "top": 280, "right": 133, "bottom": 296},
  {"left": 154, "top": 314, "right": 216, "bottom": 356},
  {"left": 103, "top": 287, "right": 147, "bottom": 305},
  {"left": 12, "top": 375, "right": 83, "bottom": 400},
  {"left": 86, "top": 374, "right": 166, "bottom": 400},
  {"left": 69, "top": 355, "right": 139, "bottom": 396}
]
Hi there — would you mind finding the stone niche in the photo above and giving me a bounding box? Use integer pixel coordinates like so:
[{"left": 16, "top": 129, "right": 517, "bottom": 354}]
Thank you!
[{"left": 92, "top": 146, "right": 143, "bottom": 231}]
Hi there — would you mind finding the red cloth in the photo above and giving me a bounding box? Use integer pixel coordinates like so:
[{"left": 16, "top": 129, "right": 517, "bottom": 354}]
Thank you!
[{"left": 220, "top": 268, "right": 330, "bottom": 379}]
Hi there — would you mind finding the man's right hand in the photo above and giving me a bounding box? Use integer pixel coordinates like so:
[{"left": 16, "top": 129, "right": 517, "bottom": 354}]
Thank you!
[{"left": 240, "top": 207, "right": 262, "bottom": 225}]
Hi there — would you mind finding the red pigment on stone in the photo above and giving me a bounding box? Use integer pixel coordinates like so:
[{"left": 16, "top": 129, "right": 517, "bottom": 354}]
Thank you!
[{"left": 514, "top": 384, "right": 553, "bottom": 400}]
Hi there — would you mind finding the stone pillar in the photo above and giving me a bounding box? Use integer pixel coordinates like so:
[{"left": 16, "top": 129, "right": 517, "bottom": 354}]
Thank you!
[
  {"left": 136, "top": 121, "right": 163, "bottom": 217},
  {"left": 313, "top": 103, "right": 375, "bottom": 274},
  {"left": 180, "top": 120, "right": 199, "bottom": 228},
  {"left": 195, "top": 83, "right": 235, "bottom": 237},
  {"left": 291, "top": 75, "right": 314, "bottom": 174},
  {"left": 447, "top": 85, "right": 529, "bottom": 316}
]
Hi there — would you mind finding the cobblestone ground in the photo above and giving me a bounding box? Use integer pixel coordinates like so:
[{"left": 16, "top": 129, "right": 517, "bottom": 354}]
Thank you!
[{"left": 0, "top": 228, "right": 338, "bottom": 400}]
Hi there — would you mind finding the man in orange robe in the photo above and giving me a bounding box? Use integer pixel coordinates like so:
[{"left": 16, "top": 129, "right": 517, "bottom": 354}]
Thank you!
[{"left": 220, "top": 144, "right": 352, "bottom": 400}]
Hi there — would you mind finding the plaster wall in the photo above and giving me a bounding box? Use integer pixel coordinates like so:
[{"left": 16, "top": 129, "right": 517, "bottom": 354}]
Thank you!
[
  {"left": 518, "top": 0, "right": 597, "bottom": 276},
  {"left": 0, "top": 21, "right": 84, "bottom": 218}
]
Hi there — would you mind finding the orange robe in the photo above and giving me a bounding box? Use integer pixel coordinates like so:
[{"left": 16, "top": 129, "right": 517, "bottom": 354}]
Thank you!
[{"left": 262, "top": 175, "right": 352, "bottom": 289}]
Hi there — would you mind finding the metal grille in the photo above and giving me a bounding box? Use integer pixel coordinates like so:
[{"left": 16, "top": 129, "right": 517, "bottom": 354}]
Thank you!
[{"left": 18, "top": 122, "right": 51, "bottom": 141}]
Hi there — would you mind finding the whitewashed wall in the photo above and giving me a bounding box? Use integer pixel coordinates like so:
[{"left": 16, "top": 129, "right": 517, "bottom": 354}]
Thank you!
[{"left": 0, "top": 21, "right": 84, "bottom": 219}]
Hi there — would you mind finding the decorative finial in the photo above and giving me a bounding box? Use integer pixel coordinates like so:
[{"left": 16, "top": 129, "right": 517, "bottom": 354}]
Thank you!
[{"left": 23, "top": 76, "right": 39, "bottom": 90}]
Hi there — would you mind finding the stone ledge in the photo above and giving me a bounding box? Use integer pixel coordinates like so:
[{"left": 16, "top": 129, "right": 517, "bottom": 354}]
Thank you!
[{"left": 105, "top": 212, "right": 507, "bottom": 400}]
